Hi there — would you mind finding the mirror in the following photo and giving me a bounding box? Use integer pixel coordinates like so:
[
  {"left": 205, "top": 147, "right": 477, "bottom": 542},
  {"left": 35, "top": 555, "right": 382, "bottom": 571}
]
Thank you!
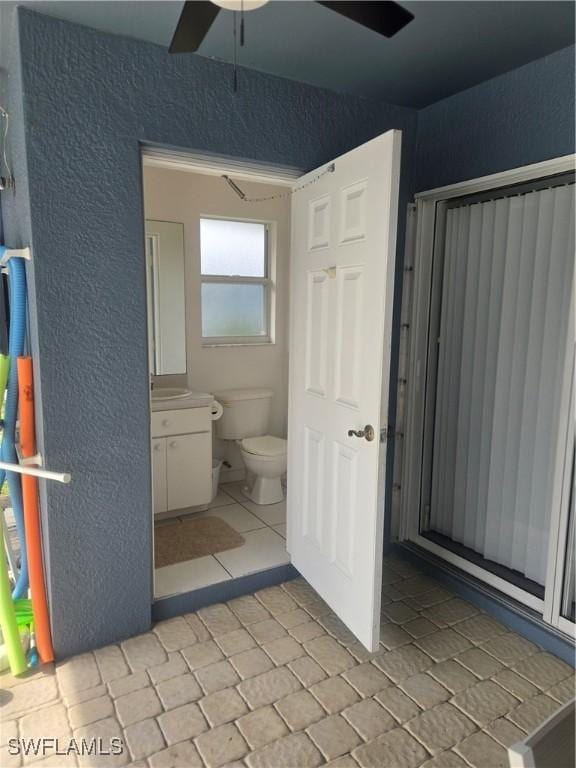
[{"left": 145, "top": 220, "right": 186, "bottom": 375}]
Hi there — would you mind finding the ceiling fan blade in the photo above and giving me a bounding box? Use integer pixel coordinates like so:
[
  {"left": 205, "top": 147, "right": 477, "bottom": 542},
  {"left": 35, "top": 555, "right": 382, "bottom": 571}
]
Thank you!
[
  {"left": 169, "top": 1, "right": 221, "bottom": 53},
  {"left": 317, "top": 1, "right": 414, "bottom": 38}
]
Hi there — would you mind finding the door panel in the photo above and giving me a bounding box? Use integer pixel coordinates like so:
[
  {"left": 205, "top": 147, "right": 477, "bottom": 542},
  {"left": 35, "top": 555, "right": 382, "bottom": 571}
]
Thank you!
[
  {"left": 152, "top": 438, "right": 167, "bottom": 514},
  {"left": 305, "top": 271, "right": 329, "bottom": 397},
  {"left": 334, "top": 266, "right": 364, "bottom": 408},
  {"left": 331, "top": 440, "right": 358, "bottom": 577},
  {"left": 302, "top": 426, "right": 325, "bottom": 548},
  {"left": 166, "top": 433, "right": 211, "bottom": 510},
  {"left": 288, "top": 130, "right": 402, "bottom": 650}
]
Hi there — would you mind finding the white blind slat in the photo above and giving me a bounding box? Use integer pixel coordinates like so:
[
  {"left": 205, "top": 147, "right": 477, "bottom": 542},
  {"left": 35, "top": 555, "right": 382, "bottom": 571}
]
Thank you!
[
  {"left": 511, "top": 188, "right": 553, "bottom": 573},
  {"left": 431, "top": 208, "right": 456, "bottom": 535},
  {"left": 453, "top": 203, "right": 482, "bottom": 546},
  {"left": 465, "top": 201, "right": 496, "bottom": 552},
  {"left": 484, "top": 195, "right": 525, "bottom": 566},
  {"left": 498, "top": 190, "right": 539, "bottom": 571},
  {"left": 475, "top": 197, "right": 509, "bottom": 551},
  {"left": 444, "top": 207, "right": 471, "bottom": 534}
]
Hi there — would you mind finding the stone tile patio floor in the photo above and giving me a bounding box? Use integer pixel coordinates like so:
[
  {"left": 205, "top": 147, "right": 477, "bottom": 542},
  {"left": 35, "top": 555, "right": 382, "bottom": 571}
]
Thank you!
[{"left": 1, "top": 553, "right": 574, "bottom": 768}]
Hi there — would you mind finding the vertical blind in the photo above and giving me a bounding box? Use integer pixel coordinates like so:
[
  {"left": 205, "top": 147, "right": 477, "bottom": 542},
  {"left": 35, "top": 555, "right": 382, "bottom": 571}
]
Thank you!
[{"left": 429, "top": 181, "right": 574, "bottom": 587}]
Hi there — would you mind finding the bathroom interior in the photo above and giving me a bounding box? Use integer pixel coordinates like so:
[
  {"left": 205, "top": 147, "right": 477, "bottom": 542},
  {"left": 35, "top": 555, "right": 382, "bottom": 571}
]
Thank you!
[{"left": 143, "top": 154, "right": 293, "bottom": 599}]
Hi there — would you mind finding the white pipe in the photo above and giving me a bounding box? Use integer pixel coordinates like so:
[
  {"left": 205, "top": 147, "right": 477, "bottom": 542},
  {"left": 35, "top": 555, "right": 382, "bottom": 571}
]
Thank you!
[
  {"left": 0, "top": 247, "right": 31, "bottom": 264},
  {"left": 0, "top": 460, "right": 71, "bottom": 484}
]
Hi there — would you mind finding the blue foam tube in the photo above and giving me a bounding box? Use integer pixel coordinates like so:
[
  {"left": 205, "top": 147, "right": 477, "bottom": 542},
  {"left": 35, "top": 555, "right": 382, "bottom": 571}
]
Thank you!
[{"left": 0, "top": 248, "right": 29, "bottom": 598}]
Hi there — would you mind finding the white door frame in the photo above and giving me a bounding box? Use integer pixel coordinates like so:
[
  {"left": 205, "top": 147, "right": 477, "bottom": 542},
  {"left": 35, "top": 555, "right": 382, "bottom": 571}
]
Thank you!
[
  {"left": 142, "top": 146, "right": 301, "bottom": 186},
  {"left": 142, "top": 146, "right": 302, "bottom": 601},
  {"left": 143, "top": 142, "right": 402, "bottom": 635},
  {"left": 543, "top": 343, "right": 575, "bottom": 635},
  {"left": 400, "top": 154, "right": 576, "bottom": 626}
]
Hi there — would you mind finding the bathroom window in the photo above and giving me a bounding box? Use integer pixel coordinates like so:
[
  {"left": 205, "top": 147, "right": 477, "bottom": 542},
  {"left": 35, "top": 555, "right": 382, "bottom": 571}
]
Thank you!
[{"left": 200, "top": 218, "right": 273, "bottom": 344}]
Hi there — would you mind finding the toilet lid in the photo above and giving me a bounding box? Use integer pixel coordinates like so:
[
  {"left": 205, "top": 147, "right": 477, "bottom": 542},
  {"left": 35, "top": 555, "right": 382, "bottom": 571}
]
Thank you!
[{"left": 242, "top": 435, "right": 287, "bottom": 457}]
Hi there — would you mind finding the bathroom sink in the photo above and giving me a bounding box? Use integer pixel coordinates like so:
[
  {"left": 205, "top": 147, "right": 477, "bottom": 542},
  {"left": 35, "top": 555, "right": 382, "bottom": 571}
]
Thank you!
[
  {"left": 151, "top": 387, "right": 192, "bottom": 401},
  {"left": 151, "top": 388, "right": 215, "bottom": 410}
]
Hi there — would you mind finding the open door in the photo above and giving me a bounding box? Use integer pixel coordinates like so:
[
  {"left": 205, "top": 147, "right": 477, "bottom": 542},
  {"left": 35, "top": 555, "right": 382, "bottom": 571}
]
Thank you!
[{"left": 287, "top": 130, "right": 402, "bottom": 651}]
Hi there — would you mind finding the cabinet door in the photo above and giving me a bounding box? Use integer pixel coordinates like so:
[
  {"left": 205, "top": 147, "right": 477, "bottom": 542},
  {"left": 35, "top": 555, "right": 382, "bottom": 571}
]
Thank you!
[
  {"left": 167, "top": 433, "right": 212, "bottom": 511},
  {"left": 152, "top": 438, "right": 167, "bottom": 514}
]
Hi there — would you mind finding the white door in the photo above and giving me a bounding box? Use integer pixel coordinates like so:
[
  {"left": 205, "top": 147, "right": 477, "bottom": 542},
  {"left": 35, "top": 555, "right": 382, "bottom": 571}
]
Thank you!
[
  {"left": 166, "top": 433, "right": 212, "bottom": 510},
  {"left": 287, "top": 130, "right": 402, "bottom": 650},
  {"left": 152, "top": 438, "right": 167, "bottom": 514}
]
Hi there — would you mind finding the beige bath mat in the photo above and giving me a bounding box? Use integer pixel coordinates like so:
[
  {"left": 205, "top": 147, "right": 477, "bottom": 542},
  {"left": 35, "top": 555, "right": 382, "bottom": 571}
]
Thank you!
[{"left": 154, "top": 516, "right": 245, "bottom": 567}]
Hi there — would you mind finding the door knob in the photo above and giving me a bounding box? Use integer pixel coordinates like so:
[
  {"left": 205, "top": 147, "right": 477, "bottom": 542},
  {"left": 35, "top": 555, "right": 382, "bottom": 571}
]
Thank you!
[{"left": 347, "top": 425, "right": 375, "bottom": 442}]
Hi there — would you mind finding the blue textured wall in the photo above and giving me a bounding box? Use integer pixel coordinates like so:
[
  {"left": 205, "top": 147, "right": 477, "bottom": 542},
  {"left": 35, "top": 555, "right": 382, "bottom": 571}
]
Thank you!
[
  {"left": 415, "top": 44, "right": 575, "bottom": 191},
  {"left": 3, "top": 6, "right": 573, "bottom": 660},
  {"left": 3, "top": 8, "right": 416, "bottom": 657}
]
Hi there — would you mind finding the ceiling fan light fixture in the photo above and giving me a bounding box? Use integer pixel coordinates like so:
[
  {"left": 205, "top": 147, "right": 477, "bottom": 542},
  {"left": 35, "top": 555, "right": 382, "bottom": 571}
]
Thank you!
[
  {"left": 211, "top": 0, "right": 269, "bottom": 10},
  {"left": 170, "top": 1, "right": 414, "bottom": 56}
]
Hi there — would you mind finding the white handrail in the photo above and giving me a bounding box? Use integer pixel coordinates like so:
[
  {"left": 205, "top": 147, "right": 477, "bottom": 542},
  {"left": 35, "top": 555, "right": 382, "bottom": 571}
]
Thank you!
[
  {"left": 0, "top": 247, "right": 31, "bottom": 265},
  {"left": 0, "top": 460, "right": 71, "bottom": 484}
]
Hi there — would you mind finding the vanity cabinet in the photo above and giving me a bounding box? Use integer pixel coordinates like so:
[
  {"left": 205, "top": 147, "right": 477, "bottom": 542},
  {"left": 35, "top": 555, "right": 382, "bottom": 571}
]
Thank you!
[
  {"left": 151, "top": 407, "right": 212, "bottom": 513},
  {"left": 166, "top": 433, "right": 211, "bottom": 510},
  {"left": 152, "top": 438, "right": 168, "bottom": 514}
]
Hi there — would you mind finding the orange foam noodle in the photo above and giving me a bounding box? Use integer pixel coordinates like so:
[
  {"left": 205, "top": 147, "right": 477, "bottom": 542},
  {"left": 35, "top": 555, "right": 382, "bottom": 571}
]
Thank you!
[{"left": 17, "top": 356, "right": 54, "bottom": 663}]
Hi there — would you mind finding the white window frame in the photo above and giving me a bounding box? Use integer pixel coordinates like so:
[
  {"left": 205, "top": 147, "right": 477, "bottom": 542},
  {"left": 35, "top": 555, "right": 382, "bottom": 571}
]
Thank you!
[
  {"left": 200, "top": 216, "right": 276, "bottom": 347},
  {"left": 145, "top": 232, "right": 162, "bottom": 372},
  {"left": 544, "top": 350, "right": 575, "bottom": 636},
  {"left": 400, "top": 154, "right": 576, "bottom": 628}
]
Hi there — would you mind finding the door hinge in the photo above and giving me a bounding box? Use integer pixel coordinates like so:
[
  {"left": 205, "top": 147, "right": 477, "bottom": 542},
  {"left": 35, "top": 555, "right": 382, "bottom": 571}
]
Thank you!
[
  {"left": 380, "top": 427, "right": 392, "bottom": 442},
  {"left": 380, "top": 426, "right": 404, "bottom": 442}
]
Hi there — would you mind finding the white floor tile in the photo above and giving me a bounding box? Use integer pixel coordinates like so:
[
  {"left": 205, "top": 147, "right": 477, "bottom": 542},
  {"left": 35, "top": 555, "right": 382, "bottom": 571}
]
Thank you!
[
  {"left": 155, "top": 556, "right": 231, "bottom": 598},
  {"left": 272, "top": 523, "right": 287, "bottom": 539},
  {"left": 221, "top": 482, "right": 286, "bottom": 526},
  {"left": 244, "top": 498, "right": 286, "bottom": 526},
  {"left": 221, "top": 481, "right": 247, "bottom": 503},
  {"left": 214, "top": 528, "right": 289, "bottom": 578},
  {"left": 208, "top": 488, "right": 237, "bottom": 509},
  {"left": 196, "top": 503, "right": 266, "bottom": 533}
]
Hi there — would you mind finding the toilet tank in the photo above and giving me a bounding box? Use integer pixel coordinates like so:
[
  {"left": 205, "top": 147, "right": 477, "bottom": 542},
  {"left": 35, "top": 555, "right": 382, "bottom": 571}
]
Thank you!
[{"left": 213, "top": 388, "right": 273, "bottom": 440}]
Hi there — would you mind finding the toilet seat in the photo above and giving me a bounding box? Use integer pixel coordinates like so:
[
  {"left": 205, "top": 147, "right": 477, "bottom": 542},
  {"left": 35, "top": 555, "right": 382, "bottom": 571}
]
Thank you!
[{"left": 241, "top": 435, "right": 287, "bottom": 457}]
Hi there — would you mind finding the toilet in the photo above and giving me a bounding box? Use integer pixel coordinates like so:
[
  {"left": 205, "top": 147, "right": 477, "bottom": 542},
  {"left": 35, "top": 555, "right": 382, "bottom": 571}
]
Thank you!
[{"left": 213, "top": 388, "right": 287, "bottom": 505}]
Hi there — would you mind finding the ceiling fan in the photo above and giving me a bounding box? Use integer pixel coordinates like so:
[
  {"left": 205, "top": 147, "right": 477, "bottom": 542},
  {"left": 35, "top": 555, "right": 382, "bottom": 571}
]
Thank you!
[{"left": 170, "top": 1, "right": 415, "bottom": 54}]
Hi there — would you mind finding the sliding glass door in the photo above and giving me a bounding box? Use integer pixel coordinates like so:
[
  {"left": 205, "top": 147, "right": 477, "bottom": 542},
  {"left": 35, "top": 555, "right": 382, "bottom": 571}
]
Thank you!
[
  {"left": 561, "top": 453, "right": 575, "bottom": 623},
  {"left": 406, "top": 166, "right": 575, "bottom": 631}
]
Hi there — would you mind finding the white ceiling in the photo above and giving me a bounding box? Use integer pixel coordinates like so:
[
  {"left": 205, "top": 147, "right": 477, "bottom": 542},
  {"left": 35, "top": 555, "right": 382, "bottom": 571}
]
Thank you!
[{"left": 19, "top": 1, "right": 576, "bottom": 107}]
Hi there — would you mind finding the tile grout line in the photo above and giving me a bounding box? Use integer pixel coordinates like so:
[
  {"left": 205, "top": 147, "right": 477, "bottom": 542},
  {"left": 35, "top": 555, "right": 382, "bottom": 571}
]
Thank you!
[
  {"left": 209, "top": 552, "right": 235, "bottom": 580},
  {"left": 222, "top": 481, "right": 286, "bottom": 531}
]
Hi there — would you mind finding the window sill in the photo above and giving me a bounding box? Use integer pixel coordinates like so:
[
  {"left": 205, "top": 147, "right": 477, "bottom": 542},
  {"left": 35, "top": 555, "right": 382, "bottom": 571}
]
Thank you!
[{"left": 202, "top": 340, "right": 275, "bottom": 348}]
